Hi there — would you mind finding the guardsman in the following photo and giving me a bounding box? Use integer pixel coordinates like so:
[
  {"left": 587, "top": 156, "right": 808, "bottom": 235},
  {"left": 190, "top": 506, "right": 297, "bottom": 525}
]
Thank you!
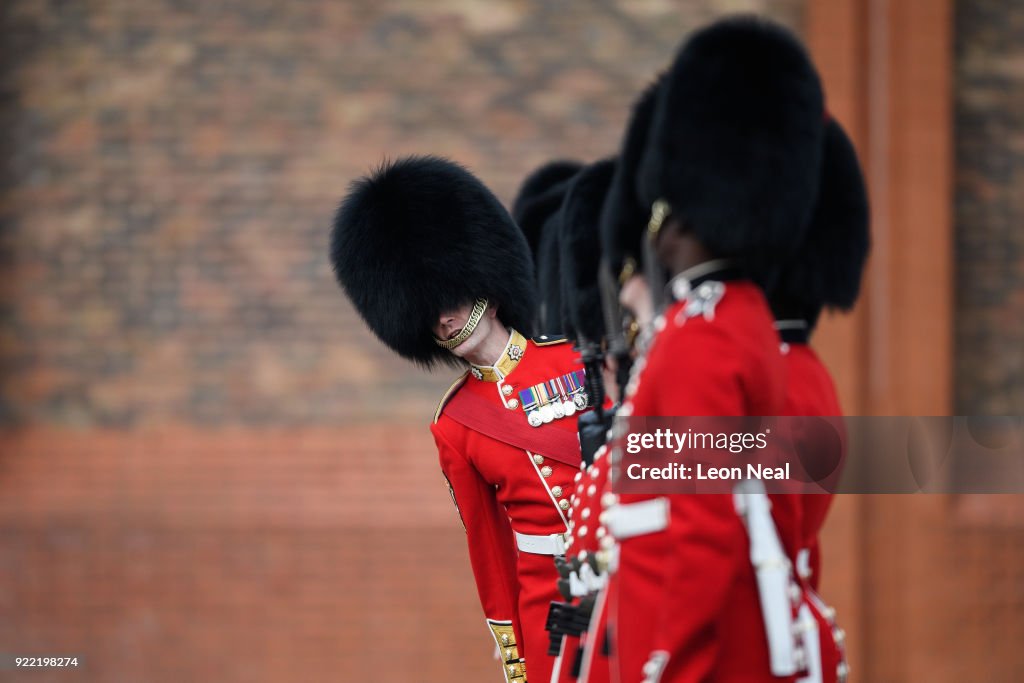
[
  {"left": 544, "top": 158, "right": 618, "bottom": 683},
  {"left": 512, "top": 160, "right": 584, "bottom": 336},
  {"left": 557, "top": 157, "right": 619, "bottom": 464},
  {"left": 769, "top": 115, "right": 870, "bottom": 683},
  {"left": 607, "top": 17, "right": 827, "bottom": 682},
  {"left": 329, "top": 156, "right": 598, "bottom": 683},
  {"left": 600, "top": 77, "right": 664, "bottom": 384},
  {"left": 558, "top": 158, "right": 616, "bottom": 356},
  {"left": 544, "top": 79, "right": 665, "bottom": 683}
]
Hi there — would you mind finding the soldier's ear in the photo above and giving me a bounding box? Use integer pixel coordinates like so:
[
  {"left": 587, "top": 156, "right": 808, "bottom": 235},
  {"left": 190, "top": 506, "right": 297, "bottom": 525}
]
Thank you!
[{"left": 486, "top": 303, "right": 498, "bottom": 320}]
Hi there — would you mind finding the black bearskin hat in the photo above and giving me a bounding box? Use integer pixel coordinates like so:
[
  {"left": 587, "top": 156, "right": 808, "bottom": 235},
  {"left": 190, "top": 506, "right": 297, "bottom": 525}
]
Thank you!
[
  {"left": 512, "top": 160, "right": 582, "bottom": 336},
  {"left": 512, "top": 160, "right": 584, "bottom": 256},
  {"left": 769, "top": 117, "right": 870, "bottom": 327},
  {"left": 560, "top": 158, "right": 617, "bottom": 344},
  {"left": 330, "top": 156, "right": 537, "bottom": 368},
  {"left": 638, "top": 16, "right": 825, "bottom": 263},
  {"left": 535, "top": 212, "right": 564, "bottom": 336},
  {"left": 600, "top": 77, "right": 663, "bottom": 282}
]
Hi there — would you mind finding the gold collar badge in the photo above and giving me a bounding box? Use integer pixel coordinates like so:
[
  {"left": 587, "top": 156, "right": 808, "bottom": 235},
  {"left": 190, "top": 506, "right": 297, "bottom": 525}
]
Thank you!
[{"left": 472, "top": 329, "right": 527, "bottom": 383}]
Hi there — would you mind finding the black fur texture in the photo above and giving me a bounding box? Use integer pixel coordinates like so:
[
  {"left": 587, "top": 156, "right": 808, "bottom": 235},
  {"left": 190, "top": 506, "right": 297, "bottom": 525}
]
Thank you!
[
  {"left": 512, "top": 160, "right": 583, "bottom": 256},
  {"left": 769, "top": 117, "right": 870, "bottom": 327},
  {"left": 638, "top": 16, "right": 825, "bottom": 264},
  {"left": 330, "top": 156, "right": 537, "bottom": 368},
  {"left": 535, "top": 211, "right": 565, "bottom": 336},
  {"left": 560, "top": 158, "right": 617, "bottom": 344},
  {"left": 600, "top": 77, "right": 663, "bottom": 280}
]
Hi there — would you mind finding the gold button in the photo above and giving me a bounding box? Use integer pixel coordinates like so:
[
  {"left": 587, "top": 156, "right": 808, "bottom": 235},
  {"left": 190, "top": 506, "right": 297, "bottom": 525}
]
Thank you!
[
  {"left": 502, "top": 384, "right": 514, "bottom": 396},
  {"left": 551, "top": 486, "right": 563, "bottom": 498},
  {"left": 541, "top": 466, "right": 553, "bottom": 478},
  {"left": 559, "top": 499, "right": 570, "bottom": 510},
  {"left": 506, "top": 398, "right": 519, "bottom": 409},
  {"left": 501, "top": 634, "right": 510, "bottom": 645},
  {"left": 533, "top": 454, "right": 544, "bottom": 465}
]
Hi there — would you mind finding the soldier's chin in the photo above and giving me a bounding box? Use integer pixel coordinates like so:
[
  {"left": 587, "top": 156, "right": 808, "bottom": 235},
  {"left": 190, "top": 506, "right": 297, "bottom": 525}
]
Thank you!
[
  {"left": 448, "top": 324, "right": 485, "bottom": 358},
  {"left": 447, "top": 336, "right": 474, "bottom": 357}
]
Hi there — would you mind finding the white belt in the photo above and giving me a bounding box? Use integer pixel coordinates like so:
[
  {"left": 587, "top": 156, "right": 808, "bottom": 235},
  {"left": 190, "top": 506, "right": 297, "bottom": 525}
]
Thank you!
[
  {"left": 605, "top": 498, "right": 669, "bottom": 540},
  {"left": 515, "top": 531, "right": 568, "bottom": 555},
  {"left": 734, "top": 479, "right": 804, "bottom": 676},
  {"left": 795, "top": 603, "right": 823, "bottom": 683}
]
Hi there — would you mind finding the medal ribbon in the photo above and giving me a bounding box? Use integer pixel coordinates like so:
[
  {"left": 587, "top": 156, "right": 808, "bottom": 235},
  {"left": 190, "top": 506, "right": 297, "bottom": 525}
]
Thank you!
[{"left": 518, "top": 369, "right": 588, "bottom": 414}]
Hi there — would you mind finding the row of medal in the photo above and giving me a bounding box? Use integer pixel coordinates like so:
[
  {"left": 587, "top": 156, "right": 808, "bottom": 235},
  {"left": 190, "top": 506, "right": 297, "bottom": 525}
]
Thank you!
[{"left": 517, "top": 369, "right": 589, "bottom": 428}]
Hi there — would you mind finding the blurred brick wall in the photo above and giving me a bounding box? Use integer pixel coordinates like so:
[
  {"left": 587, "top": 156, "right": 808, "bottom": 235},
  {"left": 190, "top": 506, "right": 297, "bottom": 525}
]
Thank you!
[
  {"left": 955, "top": 0, "right": 1024, "bottom": 415},
  {"left": 925, "top": 1, "right": 1024, "bottom": 679},
  {"left": 0, "top": 428, "right": 492, "bottom": 682},
  {"left": 0, "top": 1, "right": 803, "bottom": 681},
  {"left": 0, "top": 0, "right": 804, "bottom": 428}
]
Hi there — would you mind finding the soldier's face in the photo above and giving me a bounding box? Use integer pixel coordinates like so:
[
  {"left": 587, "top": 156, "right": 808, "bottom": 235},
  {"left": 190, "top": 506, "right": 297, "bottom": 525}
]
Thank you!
[
  {"left": 654, "top": 216, "right": 713, "bottom": 277},
  {"left": 619, "top": 274, "right": 654, "bottom": 331},
  {"left": 433, "top": 302, "right": 498, "bottom": 358}
]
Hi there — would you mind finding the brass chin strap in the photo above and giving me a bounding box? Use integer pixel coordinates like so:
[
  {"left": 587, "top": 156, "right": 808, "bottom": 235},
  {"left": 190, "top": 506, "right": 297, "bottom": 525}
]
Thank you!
[
  {"left": 648, "top": 198, "right": 671, "bottom": 240},
  {"left": 645, "top": 199, "right": 671, "bottom": 315},
  {"left": 433, "top": 298, "right": 489, "bottom": 350}
]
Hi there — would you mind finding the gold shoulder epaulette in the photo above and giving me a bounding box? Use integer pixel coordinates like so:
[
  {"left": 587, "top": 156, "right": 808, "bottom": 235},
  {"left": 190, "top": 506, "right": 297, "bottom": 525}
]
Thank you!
[
  {"left": 531, "top": 335, "right": 568, "bottom": 346},
  {"left": 433, "top": 371, "right": 469, "bottom": 423}
]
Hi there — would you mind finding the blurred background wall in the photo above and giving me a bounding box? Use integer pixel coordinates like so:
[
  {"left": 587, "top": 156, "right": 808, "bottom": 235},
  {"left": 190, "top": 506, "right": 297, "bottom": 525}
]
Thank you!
[{"left": 0, "top": 0, "right": 1020, "bottom": 681}]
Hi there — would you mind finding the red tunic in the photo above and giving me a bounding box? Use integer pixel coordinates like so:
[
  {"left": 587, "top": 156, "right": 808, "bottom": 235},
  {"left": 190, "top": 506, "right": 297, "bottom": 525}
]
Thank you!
[
  {"left": 781, "top": 341, "right": 842, "bottom": 587},
  {"left": 781, "top": 340, "right": 848, "bottom": 683},
  {"left": 611, "top": 279, "right": 796, "bottom": 683},
  {"left": 551, "top": 444, "right": 613, "bottom": 683},
  {"left": 431, "top": 333, "right": 590, "bottom": 683}
]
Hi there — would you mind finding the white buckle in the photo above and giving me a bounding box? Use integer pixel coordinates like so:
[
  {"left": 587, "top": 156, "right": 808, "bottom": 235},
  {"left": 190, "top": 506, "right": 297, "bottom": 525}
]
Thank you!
[
  {"left": 605, "top": 498, "right": 669, "bottom": 539},
  {"left": 796, "top": 548, "right": 812, "bottom": 580},
  {"left": 514, "top": 531, "right": 568, "bottom": 555}
]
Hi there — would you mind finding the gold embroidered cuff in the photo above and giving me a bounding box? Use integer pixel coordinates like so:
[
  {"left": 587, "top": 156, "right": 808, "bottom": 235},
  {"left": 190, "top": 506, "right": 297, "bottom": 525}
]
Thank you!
[
  {"left": 505, "top": 661, "right": 526, "bottom": 681},
  {"left": 486, "top": 619, "right": 527, "bottom": 682}
]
